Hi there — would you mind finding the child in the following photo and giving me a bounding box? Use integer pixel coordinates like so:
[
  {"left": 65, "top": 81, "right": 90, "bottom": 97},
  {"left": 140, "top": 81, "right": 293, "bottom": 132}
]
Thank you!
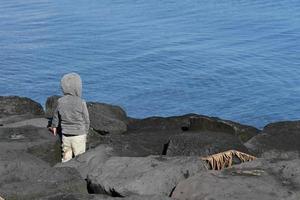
[{"left": 50, "top": 72, "right": 90, "bottom": 162}]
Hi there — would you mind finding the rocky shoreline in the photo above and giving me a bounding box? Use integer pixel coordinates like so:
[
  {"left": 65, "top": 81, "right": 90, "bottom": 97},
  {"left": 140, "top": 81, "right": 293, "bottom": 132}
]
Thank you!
[{"left": 0, "top": 96, "right": 300, "bottom": 200}]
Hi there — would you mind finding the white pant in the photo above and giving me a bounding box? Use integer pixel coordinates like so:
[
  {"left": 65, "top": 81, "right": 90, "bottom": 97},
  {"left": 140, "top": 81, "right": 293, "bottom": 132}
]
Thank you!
[{"left": 61, "top": 134, "right": 86, "bottom": 162}]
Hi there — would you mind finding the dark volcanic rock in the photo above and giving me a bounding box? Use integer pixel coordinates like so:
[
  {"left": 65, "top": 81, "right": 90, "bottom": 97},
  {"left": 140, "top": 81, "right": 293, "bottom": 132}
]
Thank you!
[
  {"left": 172, "top": 158, "right": 300, "bottom": 200},
  {"left": 116, "top": 114, "right": 258, "bottom": 157},
  {"left": 45, "top": 95, "right": 61, "bottom": 118},
  {"left": 127, "top": 115, "right": 192, "bottom": 131},
  {"left": 0, "top": 96, "right": 44, "bottom": 117},
  {"left": 165, "top": 131, "right": 250, "bottom": 157},
  {"left": 128, "top": 114, "right": 259, "bottom": 143},
  {"left": 87, "top": 102, "right": 128, "bottom": 134},
  {"left": 187, "top": 115, "right": 260, "bottom": 142},
  {"left": 86, "top": 114, "right": 259, "bottom": 158},
  {"left": 87, "top": 156, "right": 206, "bottom": 197},
  {"left": 99, "top": 130, "right": 179, "bottom": 157},
  {"left": 245, "top": 120, "right": 300, "bottom": 157},
  {"left": 0, "top": 151, "right": 87, "bottom": 200}
]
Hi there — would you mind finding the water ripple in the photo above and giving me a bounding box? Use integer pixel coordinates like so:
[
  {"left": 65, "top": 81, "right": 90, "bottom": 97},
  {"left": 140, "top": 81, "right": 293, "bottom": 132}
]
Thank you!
[{"left": 1, "top": 0, "right": 300, "bottom": 128}]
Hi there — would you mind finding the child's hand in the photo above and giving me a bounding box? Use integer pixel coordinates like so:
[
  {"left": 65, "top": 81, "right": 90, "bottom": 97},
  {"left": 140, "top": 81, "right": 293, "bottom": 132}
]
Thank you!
[{"left": 49, "top": 127, "right": 57, "bottom": 136}]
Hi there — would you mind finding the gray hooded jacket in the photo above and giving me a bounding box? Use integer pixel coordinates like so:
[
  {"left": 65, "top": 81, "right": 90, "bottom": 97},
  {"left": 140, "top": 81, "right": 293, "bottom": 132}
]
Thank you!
[{"left": 52, "top": 73, "right": 90, "bottom": 135}]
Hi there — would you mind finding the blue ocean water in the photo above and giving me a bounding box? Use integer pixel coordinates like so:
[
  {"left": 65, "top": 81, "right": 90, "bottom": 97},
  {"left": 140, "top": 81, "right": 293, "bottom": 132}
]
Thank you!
[{"left": 0, "top": 0, "right": 300, "bottom": 128}]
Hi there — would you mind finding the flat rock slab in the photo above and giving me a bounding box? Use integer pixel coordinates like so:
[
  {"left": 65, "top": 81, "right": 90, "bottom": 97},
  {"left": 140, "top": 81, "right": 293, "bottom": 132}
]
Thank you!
[
  {"left": 172, "top": 158, "right": 300, "bottom": 200},
  {"left": 0, "top": 126, "right": 61, "bottom": 165},
  {"left": 165, "top": 132, "right": 250, "bottom": 157},
  {"left": 2, "top": 118, "right": 49, "bottom": 128},
  {"left": 0, "top": 151, "right": 87, "bottom": 200},
  {"left": 87, "top": 156, "right": 207, "bottom": 197},
  {"left": 0, "top": 114, "right": 45, "bottom": 126},
  {"left": 0, "top": 126, "right": 55, "bottom": 148}
]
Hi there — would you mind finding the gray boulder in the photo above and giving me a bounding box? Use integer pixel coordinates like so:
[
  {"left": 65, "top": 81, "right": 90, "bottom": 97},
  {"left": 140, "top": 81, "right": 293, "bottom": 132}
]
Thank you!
[
  {"left": 0, "top": 151, "right": 87, "bottom": 200},
  {"left": 87, "top": 102, "right": 128, "bottom": 134},
  {"left": 87, "top": 156, "right": 207, "bottom": 197},
  {"left": 245, "top": 120, "right": 300, "bottom": 157},
  {"left": 55, "top": 144, "right": 115, "bottom": 178},
  {"left": 172, "top": 158, "right": 300, "bottom": 200},
  {"left": 0, "top": 96, "right": 44, "bottom": 118},
  {"left": 165, "top": 132, "right": 250, "bottom": 157}
]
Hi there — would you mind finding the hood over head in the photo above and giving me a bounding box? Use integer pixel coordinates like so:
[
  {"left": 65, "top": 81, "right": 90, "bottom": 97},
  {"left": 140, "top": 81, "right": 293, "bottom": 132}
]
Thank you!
[{"left": 60, "top": 72, "right": 82, "bottom": 97}]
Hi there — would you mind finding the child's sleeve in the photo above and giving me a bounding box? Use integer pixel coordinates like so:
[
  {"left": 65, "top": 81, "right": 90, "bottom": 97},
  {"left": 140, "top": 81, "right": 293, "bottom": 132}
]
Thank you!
[
  {"left": 82, "top": 101, "right": 90, "bottom": 134},
  {"left": 51, "top": 106, "right": 59, "bottom": 128}
]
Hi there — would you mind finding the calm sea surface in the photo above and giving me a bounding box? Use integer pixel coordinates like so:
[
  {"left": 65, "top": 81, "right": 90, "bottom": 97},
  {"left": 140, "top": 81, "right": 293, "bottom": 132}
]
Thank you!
[{"left": 0, "top": 0, "right": 300, "bottom": 128}]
